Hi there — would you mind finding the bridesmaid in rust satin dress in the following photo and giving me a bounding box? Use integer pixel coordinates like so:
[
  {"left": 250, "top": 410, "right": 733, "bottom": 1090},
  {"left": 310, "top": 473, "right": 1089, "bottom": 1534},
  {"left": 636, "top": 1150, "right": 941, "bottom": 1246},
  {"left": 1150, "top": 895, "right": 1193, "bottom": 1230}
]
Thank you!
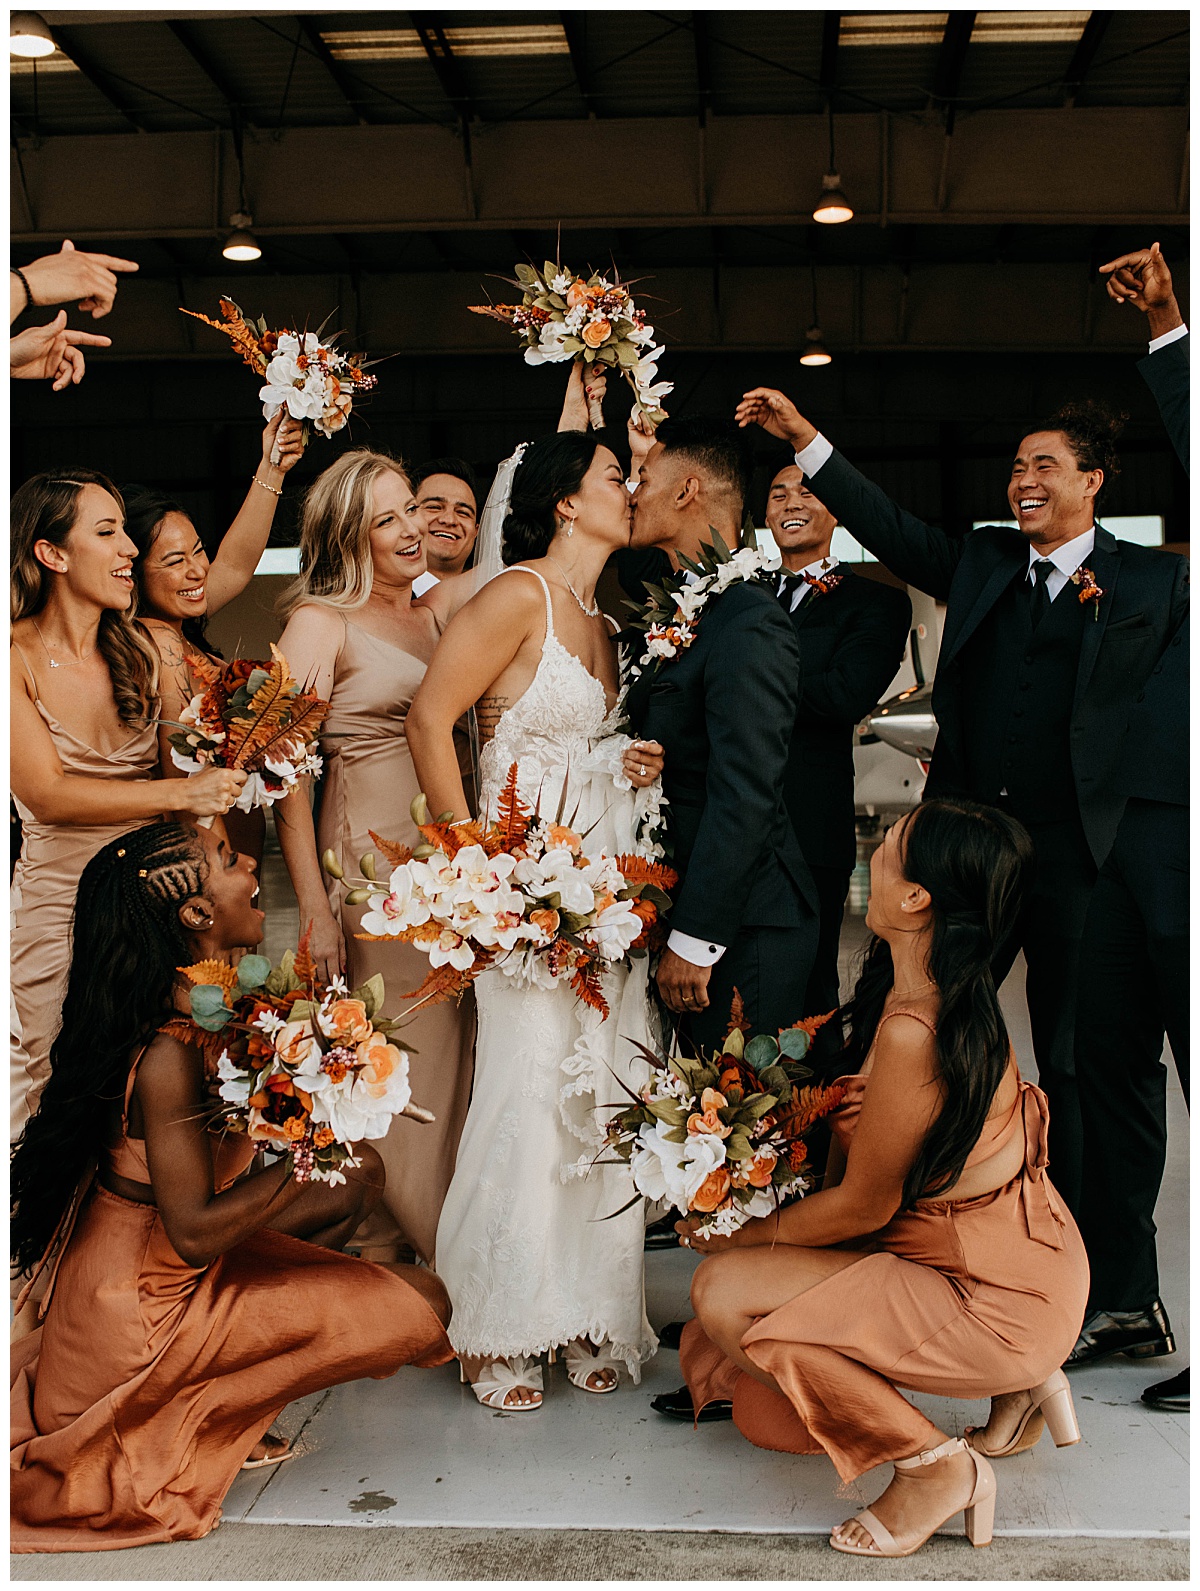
[
  {"left": 11, "top": 821, "right": 451, "bottom": 1553},
  {"left": 669, "top": 800, "right": 1089, "bottom": 1561},
  {"left": 274, "top": 448, "right": 475, "bottom": 1265}
]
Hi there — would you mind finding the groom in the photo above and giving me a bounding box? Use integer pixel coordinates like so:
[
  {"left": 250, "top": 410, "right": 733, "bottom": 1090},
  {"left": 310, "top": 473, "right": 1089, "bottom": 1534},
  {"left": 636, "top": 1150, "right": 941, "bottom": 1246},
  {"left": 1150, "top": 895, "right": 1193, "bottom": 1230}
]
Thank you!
[{"left": 622, "top": 415, "right": 819, "bottom": 1050}]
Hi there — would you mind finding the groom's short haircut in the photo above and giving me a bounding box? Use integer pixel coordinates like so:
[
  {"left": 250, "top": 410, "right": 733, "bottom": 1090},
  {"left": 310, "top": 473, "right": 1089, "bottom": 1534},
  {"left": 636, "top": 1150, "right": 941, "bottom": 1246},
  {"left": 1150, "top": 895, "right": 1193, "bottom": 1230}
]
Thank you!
[{"left": 655, "top": 415, "right": 754, "bottom": 520}]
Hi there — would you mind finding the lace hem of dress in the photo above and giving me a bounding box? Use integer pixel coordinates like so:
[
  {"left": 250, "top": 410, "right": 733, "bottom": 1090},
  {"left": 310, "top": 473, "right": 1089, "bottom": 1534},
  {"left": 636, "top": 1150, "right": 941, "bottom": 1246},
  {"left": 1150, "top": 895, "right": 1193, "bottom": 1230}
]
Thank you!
[{"left": 447, "top": 1319, "right": 659, "bottom": 1382}]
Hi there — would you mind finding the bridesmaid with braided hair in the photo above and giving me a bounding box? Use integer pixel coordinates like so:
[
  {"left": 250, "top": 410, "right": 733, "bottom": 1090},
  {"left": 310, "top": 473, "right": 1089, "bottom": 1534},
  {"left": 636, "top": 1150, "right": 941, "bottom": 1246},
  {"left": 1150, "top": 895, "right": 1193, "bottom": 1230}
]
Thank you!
[{"left": 10, "top": 820, "right": 452, "bottom": 1554}]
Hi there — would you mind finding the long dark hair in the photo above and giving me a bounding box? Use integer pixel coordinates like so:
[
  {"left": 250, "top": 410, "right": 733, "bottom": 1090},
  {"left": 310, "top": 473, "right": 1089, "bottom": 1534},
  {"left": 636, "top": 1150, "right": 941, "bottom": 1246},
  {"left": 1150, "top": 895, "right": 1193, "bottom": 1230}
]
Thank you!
[
  {"left": 10, "top": 470, "right": 160, "bottom": 724},
  {"left": 502, "top": 431, "right": 603, "bottom": 564},
  {"left": 10, "top": 822, "right": 208, "bottom": 1277},
  {"left": 121, "top": 484, "right": 216, "bottom": 655},
  {"left": 839, "top": 798, "right": 1033, "bottom": 1208}
]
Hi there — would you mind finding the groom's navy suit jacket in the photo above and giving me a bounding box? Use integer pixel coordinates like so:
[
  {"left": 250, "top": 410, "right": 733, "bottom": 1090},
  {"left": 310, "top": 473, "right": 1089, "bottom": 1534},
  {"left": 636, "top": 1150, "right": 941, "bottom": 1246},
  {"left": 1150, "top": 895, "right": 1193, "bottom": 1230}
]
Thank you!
[
  {"left": 623, "top": 579, "right": 816, "bottom": 950},
  {"left": 803, "top": 449, "right": 1190, "bottom": 869}
]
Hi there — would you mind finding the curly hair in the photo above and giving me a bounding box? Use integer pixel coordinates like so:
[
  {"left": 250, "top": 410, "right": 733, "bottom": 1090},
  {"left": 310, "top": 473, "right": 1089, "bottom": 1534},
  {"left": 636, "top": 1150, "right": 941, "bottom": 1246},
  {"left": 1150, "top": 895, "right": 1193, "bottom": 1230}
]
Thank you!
[{"left": 1042, "top": 400, "right": 1127, "bottom": 501}]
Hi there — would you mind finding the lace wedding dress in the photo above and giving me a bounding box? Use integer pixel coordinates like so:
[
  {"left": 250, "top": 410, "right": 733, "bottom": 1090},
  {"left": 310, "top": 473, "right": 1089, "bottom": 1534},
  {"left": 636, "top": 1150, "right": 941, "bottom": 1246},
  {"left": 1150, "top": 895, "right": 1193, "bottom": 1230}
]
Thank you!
[{"left": 434, "top": 566, "right": 662, "bottom": 1380}]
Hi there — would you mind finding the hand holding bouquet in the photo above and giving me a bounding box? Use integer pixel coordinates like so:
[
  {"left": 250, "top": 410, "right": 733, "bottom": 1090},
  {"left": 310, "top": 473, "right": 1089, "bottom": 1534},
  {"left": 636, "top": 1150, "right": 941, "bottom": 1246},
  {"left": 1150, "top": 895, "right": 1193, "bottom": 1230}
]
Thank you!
[
  {"left": 325, "top": 765, "right": 677, "bottom": 1020},
  {"left": 164, "top": 939, "right": 433, "bottom": 1186},
  {"left": 167, "top": 643, "right": 327, "bottom": 815},
  {"left": 470, "top": 260, "right": 672, "bottom": 429},
  {"left": 604, "top": 998, "right": 846, "bottom": 1238},
  {"left": 180, "top": 297, "right": 377, "bottom": 454}
]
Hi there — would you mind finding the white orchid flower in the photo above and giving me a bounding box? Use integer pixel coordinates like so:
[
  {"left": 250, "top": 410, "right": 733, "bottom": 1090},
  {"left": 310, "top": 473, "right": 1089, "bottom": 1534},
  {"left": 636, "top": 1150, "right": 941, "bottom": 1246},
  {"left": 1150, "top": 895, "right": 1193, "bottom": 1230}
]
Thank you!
[
  {"left": 427, "top": 930, "right": 475, "bottom": 971},
  {"left": 216, "top": 1049, "right": 251, "bottom": 1108},
  {"left": 629, "top": 1120, "right": 726, "bottom": 1209},
  {"left": 359, "top": 863, "right": 432, "bottom": 937},
  {"left": 587, "top": 900, "right": 643, "bottom": 959}
]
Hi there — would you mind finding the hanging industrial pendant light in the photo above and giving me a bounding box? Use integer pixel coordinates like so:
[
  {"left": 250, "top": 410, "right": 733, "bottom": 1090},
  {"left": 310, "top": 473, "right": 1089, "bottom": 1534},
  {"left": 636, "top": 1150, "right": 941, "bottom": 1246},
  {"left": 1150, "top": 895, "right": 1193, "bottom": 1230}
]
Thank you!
[
  {"left": 813, "top": 104, "right": 854, "bottom": 224},
  {"left": 222, "top": 212, "right": 262, "bottom": 262},
  {"left": 799, "top": 264, "right": 832, "bottom": 366},
  {"left": 10, "top": 12, "right": 55, "bottom": 57}
]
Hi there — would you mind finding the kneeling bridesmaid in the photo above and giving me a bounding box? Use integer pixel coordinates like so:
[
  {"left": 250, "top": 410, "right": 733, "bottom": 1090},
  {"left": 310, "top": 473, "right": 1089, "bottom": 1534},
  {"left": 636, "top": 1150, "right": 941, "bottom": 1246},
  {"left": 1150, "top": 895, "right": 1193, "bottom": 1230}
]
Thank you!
[
  {"left": 10, "top": 820, "right": 452, "bottom": 1554},
  {"left": 674, "top": 799, "right": 1089, "bottom": 1560}
]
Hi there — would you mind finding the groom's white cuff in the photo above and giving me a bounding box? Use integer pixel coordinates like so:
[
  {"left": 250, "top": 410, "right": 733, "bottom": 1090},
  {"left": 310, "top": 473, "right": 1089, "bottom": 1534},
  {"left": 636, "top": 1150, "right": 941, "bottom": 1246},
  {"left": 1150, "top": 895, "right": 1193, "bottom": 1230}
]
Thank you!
[
  {"left": 794, "top": 433, "right": 834, "bottom": 477},
  {"left": 668, "top": 930, "right": 726, "bottom": 967}
]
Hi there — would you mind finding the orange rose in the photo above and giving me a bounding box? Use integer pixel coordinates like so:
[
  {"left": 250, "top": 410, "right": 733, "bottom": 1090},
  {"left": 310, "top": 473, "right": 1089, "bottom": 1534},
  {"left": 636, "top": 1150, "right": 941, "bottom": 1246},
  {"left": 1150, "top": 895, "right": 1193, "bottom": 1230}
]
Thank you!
[
  {"left": 355, "top": 1031, "right": 405, "bottom": 1093},
  {"left": 528, "top": 907, "right": 561, "bottom": 940},
  {"left": 582, "top": 318, "right": 612, "bottom": 349},
  {"left": 747, "top": 1149, "right": 778, "bottom": 1188},
  {"left": 566, "top": 279, "right": 590, "bottom": 309},
  {"left": 274, "top": 1017, "right": 317, "bottom": 1070},
  {"left": 547, "top": 824, "right": 582, "bottom": 854},
  {"left": 691, "top": 1168, "right": 732, "bottom": 1213},
  {"left": 323, "top": 997, "right": 372, "bottom": 1046},
  {"left": 687, "top": 1087, "right": 731, "bottom": 1138}
]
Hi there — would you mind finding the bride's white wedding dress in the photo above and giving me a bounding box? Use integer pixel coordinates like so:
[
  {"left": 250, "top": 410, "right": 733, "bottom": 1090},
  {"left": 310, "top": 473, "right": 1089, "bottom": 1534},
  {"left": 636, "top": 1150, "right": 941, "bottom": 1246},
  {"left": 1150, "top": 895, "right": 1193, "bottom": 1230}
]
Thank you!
[{"left": 434, "top": 566, "right": 661, "bottom": 1380}]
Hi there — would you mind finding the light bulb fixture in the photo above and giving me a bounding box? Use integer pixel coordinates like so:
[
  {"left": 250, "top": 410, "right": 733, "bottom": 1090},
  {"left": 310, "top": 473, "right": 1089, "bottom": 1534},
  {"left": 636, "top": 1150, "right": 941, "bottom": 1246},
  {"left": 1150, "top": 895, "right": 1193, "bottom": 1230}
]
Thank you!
[
  {"left": 799, "top": 325, "right": 832, "bottom": 367},
  {"left": 222, "top": 212, "right": 262, "bottom": 263},
  {"left": 813, "top": 173, "right": 854, "bottom": 225},
  {"left": 10, "top": 11, "right": 55, "bottom": 57},
  {"left": 812, "top": 103, "right": 854, "bottom": 224}
]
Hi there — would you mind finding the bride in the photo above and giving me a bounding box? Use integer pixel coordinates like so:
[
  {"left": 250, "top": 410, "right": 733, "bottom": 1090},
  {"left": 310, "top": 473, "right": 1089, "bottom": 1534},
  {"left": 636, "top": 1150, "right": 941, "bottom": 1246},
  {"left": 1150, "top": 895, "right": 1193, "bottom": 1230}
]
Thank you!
[{"left": 406, "top": 398, "right": 665, "bottom": 1413}]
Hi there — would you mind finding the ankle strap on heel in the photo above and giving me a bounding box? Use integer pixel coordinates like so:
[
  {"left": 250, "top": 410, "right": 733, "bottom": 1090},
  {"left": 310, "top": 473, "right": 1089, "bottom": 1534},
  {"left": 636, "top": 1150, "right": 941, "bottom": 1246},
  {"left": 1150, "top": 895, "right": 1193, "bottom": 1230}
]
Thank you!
[{"left": 895, "top": 1436, "right": 968, "bottom": 1470}]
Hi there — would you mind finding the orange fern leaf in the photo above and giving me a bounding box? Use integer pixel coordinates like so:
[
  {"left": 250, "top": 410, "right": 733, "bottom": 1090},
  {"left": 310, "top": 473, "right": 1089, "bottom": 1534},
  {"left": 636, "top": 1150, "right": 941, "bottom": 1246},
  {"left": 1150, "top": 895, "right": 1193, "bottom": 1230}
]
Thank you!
[
  {"left": 787, "top": 1009, "right": 837, "bottom": 1039},
  {"left": 402, "top": 961, "right": 476, "bottom": 1006},
  {"left": 494, "top": 762, "right": 531, "bottom": 849},
  {"left": 368, "top": 830, "right": 415, "bottom": 868},
  {"left": 613, "top": 855, "right": 679, "bottom": 891},
  {"left": 570, "top": 960, "right": 610, "bottom": 1020},
  {"left": 292, "top": 927, "right": 316, "bottom": 988},
  {"left": 180, "top": 299, "right": 269, "bottom": 374},
  {"left": 724, "top": 989, "right": 752, "bottom": 1040},
  {"left": 184, "top": 649, "right": 222, "bottom": 693},
  {"left": 159, "top": 1016, "right": 227, "bottom": 1066},
  {"left": 177, "top": 959, "right": 239, "bottom": 993},
  {"left": 773, "top": 1080, "right": 847, "bottom": 1138}
]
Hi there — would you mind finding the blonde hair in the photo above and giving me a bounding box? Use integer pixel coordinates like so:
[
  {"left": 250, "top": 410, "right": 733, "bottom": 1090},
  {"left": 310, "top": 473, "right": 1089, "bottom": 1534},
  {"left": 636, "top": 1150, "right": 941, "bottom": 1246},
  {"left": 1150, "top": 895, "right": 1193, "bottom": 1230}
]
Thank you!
[
  {"left": 279, "top": 449, "right": 412, "bottom": 620},
  {"left": 10, "top": 469, "right": 159, "bottom": 725}
]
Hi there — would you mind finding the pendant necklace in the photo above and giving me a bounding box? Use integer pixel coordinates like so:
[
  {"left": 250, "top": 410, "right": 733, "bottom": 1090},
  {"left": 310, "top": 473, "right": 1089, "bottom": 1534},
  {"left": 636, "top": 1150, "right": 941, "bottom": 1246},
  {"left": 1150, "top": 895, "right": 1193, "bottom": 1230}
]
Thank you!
[
  {"left": 546, "top": 555, "right": 601, "bottom": 619},
  {"left": 31, "top": 618, "right": 95, "bottom": 669}
]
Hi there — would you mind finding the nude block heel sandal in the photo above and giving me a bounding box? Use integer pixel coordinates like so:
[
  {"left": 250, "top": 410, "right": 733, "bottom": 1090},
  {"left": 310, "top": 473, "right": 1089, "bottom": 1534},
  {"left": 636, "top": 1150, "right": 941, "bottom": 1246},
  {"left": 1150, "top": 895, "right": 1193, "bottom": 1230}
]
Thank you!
[
  {"left": 967, "top": 1370, "right": 1081, "bottom": 1457},
  {"left": 830, "top": 1437, "right": 996, "bottom": 1558}
]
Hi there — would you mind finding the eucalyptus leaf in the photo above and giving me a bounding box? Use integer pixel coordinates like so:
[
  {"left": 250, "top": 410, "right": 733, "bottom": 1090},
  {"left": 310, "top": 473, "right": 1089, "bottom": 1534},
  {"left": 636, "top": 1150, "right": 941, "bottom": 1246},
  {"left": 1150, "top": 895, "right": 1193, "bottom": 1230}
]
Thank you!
[
  {"left": 744, "top": 1033, "right": 779, "bottom": 1072},
  {"left": 779, "top": 1027, "right": 812, "bottom": 1060},
  {"left": 245, "top": 668, "right": 270, "bottom": 696},
  {"left": 236, "top": 954, "right": 271, "bottom": 991}
]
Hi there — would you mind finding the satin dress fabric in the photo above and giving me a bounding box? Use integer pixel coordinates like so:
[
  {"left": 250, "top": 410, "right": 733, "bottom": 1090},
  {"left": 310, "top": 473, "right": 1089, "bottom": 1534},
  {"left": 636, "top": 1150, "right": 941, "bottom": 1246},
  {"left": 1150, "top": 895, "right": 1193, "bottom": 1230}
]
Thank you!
[
  {"left": 11, "top": 1050, "right": 452, "bottom": 1553},
  {"left": 682, "top": 1011, "right": 1090, "bottom": 1483},
  {"left": 10, "top": 644, "right": 159, "bottom": 1140},
  {"left": 314, "top": 617, "right": 476, "bottom": 1265}
]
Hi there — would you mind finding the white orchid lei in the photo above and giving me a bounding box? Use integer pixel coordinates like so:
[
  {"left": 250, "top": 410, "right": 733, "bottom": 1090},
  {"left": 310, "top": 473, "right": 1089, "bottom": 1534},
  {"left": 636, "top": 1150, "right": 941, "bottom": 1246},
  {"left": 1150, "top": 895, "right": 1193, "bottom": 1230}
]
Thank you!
[
  {"left": 625, "top": 533, "right": 779, "bottom": 677},
  {"left": 470, "top": 260, "right": 673, "bottom": 427}
]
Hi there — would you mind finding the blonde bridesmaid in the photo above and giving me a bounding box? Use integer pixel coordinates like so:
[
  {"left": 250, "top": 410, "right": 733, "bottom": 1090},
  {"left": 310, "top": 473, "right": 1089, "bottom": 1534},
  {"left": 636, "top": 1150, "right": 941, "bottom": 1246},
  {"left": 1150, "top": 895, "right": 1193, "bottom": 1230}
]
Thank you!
[{"left": 274, "top": 450, "right": 475, "bottom": 1266}]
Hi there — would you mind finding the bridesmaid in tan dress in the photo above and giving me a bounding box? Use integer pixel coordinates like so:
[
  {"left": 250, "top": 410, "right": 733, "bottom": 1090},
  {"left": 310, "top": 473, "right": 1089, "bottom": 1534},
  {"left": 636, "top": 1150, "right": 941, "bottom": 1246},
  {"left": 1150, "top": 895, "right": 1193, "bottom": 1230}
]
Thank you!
[
  {"left": 9, "top": 470, "right": 244, "bottom": 1141},
  {"left": 11, "top": 821, "right": 451, "bottom": 1552},
  {"left": 275, "top": 448, "right": 475, "bottom": 1266},
  {"left": 670, "top": 800, "right": 1089, "bottom": 1561}
]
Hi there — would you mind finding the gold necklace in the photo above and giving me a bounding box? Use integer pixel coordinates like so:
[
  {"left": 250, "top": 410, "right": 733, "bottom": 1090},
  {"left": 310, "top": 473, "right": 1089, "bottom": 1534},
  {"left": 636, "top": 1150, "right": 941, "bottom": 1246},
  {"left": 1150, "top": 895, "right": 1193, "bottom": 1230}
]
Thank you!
[
  {"left": 31, "top": 618, "right": 95, "bottom": 669},
  {"left": 546, "top": 555, "right": 601, "bottom": 619},
  {"left": 891, "top": 978, "right": 937, "bottom": 1000}
]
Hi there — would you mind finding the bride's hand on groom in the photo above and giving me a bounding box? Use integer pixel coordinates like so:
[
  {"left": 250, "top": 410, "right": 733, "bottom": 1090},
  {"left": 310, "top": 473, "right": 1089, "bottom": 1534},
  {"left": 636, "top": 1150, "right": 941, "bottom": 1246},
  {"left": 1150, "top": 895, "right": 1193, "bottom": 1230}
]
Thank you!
[
  {"left": 623, "top": 739, "right": 664, "bottom": 788},
  {"left": 656, "top": 948, "right": 711, "bottom": 1015}
]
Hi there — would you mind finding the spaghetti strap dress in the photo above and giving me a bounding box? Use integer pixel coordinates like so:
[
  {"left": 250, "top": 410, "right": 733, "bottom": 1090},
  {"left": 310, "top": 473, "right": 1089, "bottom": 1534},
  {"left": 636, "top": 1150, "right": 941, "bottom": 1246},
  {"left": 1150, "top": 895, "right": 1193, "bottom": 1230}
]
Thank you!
[
  {"left": 681, "top": 1008, "right": 1091, "bottom": 1483},
  {"left": 314, "top": 615, "right": 475, "bottom": 1265},
  {"left": 10, "top": 642, "right": 159, "bottom": 1140},
  {"left": 10, "top": 1045, "right": 452, "bottom": 1553}
]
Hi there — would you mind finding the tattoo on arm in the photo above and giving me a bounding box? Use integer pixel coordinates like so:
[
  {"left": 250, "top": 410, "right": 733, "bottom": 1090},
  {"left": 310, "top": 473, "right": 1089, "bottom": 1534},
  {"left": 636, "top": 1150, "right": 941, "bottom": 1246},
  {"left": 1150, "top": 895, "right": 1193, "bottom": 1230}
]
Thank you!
[{"left": 475, "top": 696, "right": 509, "bottom": 741}]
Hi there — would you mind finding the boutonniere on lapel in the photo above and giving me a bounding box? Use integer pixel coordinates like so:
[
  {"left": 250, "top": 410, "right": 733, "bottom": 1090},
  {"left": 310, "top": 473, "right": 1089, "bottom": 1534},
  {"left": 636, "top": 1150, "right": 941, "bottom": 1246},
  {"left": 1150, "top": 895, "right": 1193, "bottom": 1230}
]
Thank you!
[
  {"left": 626, "top": 531, "right": 775, "bottom": 676},
  {"left": 1069, "top": 565, "right": 1104, "bottom": 620},
  {"left": 802, "top": 568, "right": 844, "bottom": 598}
]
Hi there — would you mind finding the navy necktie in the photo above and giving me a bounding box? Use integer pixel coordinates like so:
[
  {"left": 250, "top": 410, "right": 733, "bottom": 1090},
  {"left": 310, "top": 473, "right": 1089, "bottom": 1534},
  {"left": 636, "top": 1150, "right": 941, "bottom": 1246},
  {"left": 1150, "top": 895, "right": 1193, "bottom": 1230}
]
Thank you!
[{"left": 1029, "top": 559, "right": 1054, "bottom": 628}]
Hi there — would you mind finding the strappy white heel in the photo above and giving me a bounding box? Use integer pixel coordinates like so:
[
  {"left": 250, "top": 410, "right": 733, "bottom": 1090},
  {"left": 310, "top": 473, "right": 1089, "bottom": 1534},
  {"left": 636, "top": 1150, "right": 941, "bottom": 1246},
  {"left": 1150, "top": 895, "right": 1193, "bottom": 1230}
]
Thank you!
[
  {"left": 564, "top": 1337, "right": 620, "bottom": 1394},
  {"left": 464, "top": 1356, "right": 544, "bottom": 1412},
  {"left": 830, "top": 1436, "right": 996, "bottom": 1557},
  {"left": 966, "top": 1369, "right": 1081, "bottom": 1457}
]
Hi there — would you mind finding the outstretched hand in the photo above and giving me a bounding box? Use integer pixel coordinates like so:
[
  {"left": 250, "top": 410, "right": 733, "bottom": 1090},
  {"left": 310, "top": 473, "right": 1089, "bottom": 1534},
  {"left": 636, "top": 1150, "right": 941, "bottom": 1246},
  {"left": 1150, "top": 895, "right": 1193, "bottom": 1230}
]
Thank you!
[
  {"left": 10, "top": 312, "right": 111, "bottom": 389},
  {"left": 20, "top": 239, "right": 139, "bottom": 320},
  {"left": 1098, "top": 241, "right": 1184, "bottom": 339},
  {"left": 734, "top": 387, "right": 819, "bottom": 451}
]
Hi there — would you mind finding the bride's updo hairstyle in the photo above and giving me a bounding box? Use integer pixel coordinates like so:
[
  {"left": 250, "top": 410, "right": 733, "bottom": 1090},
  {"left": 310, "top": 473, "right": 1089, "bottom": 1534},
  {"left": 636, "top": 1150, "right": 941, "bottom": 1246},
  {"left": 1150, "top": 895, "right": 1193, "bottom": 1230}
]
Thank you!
[
  {"left": 839, "top": 798, "right": 1033, "bottom": 1210},
  {"left": 502, "top": 432, "right": 603, "bottom": 565}
]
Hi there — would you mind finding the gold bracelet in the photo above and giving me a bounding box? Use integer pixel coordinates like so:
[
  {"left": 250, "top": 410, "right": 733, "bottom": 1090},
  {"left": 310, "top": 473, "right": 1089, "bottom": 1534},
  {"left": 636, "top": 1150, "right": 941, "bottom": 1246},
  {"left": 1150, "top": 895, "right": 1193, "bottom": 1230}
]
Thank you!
[{"left": 253, "top": 475, "right": 283, "bottom": 498}]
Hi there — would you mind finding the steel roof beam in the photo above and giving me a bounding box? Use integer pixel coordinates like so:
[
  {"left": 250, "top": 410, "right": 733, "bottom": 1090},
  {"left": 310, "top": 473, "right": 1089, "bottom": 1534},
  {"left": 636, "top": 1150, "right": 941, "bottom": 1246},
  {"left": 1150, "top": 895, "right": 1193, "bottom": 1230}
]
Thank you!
[
  {"left": 299, "top": 19, "right": 371, "bottom": 125},
  {"left": 559, "top": 13, "right": 595, "bottom": 117},
  {"left": 412, "top": 15, "right": 476, "bottom": 124},
  {"left": 47, "top": 24, "right": 148, "bottom": 131},
  {"left": 931, "top": 11, "right": 976, "bottom": 130},
  {"left": 1062, "top": 12, "right": 1112, "bottom": 107},
  {"left": 165, "top": 20, "right": 245, "bottom": 121}
]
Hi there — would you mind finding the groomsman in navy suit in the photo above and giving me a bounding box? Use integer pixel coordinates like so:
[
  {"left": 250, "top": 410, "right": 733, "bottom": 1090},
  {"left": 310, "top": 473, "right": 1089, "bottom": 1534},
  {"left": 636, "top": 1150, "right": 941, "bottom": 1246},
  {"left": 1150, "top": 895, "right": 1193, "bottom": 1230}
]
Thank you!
[
  {"left": 736, "top": 385, "right": 1189, "bottom": 1216},
  {"left": 1067, "top": 244, "right": 1190, "bottom": 1406},
  {"left": 765, "top": 463, "right": 911, "bottom": 1058}
]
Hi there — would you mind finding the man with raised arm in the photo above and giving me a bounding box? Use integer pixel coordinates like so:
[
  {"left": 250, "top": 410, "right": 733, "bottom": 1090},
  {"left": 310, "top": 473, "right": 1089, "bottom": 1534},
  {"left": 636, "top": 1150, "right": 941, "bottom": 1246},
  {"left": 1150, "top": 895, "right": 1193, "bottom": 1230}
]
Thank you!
[{"left": 735, "top": 385, "right": 1188, "bottom": 1233}]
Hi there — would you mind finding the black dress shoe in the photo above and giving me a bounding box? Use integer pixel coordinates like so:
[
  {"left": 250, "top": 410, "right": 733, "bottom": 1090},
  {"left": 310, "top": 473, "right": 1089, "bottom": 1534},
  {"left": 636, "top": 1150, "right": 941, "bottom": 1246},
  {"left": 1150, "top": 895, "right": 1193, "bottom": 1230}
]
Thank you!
[
  {"left": 644, "top": 1214, "right": 680, "bottom": 1251},
  {"left": 650, "top": 1385, "right": 733, "bottom": 1422},
  {"left": 1142, "top": 1365, "right": 1189, "bottom": 1413},
  {"left": 1066, "top": 1300, "right": 1176, "bottom": 1367},
  {"left": 658, "top": 1320, "right": 687, "bottom": 1351}
]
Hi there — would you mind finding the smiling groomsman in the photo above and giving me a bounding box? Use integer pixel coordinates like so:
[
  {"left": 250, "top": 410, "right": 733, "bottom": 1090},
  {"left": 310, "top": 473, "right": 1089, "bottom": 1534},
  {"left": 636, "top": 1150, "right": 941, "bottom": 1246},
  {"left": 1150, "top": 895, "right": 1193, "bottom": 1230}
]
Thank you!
[
  {"left": 765, "top": 464, "right": 911, "bottom": 1057},
  {"left": 737, "top": 386, "right": 1188, "bottom": 1212}
]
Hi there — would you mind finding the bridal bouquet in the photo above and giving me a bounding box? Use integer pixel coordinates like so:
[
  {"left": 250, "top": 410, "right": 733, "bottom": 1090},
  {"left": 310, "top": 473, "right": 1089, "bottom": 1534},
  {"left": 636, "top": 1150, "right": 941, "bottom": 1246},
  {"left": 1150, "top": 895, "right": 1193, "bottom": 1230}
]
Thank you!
[
  {"left": 164, "top": 938, "right": 432, "bottom": 1186},
  {"left": 167, "top": 643, "right": 327, "bottom": 811},
  {"left": 603, "top": 999, "right": 846, "bottom": 1237},
  {"left": 470, "top": 261, "right": 672, "bottom": 427},
  {"left": 326, "top": 766, "right": 677, "bottom": 1019},
  {"left": 180, "top": 297, "right": 376, "bottom": 445}
]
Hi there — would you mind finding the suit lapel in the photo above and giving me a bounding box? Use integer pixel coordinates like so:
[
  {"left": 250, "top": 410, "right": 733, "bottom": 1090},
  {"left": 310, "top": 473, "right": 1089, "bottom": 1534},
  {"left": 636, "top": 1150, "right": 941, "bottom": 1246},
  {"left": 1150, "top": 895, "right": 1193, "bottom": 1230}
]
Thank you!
[
  {"left": 1073, "top": 526, "right": 1121, "bottom": 709},
  {"left": 942, "top": 546, "right": 1025, "bottom": 665}
]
